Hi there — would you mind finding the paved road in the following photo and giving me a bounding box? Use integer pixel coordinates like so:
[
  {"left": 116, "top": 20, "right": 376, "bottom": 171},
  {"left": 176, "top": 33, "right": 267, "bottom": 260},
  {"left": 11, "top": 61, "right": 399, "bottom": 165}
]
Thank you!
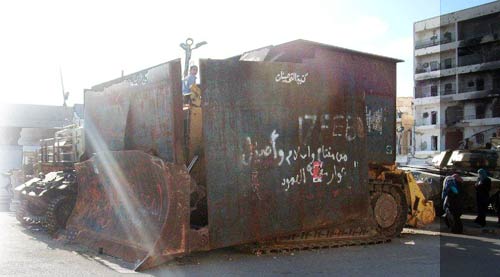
[{"left": 0, "top": 211, "right": 498, "bottom": 276}]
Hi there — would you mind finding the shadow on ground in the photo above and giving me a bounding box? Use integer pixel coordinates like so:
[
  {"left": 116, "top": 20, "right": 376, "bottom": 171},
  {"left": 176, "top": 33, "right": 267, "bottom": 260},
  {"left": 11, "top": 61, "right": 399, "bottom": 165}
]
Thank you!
[{"left": 7, "top": 211, "right": 137, "bottom": 273}]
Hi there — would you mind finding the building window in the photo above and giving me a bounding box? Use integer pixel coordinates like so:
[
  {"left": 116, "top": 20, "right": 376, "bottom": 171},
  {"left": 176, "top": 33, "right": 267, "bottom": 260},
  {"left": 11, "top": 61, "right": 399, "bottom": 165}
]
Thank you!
[
  {"left": 476, "top": 104, "right": 486, "bottom": 119},
  {"left": 476, "top": 78, "right": 484, "bottom": 90},
  {"left": 444, "top": 58, "right": 452, "bottom": 69},
  {"left": 446, "top": 105, "right": 464, "bottom": 125},
  {"left": 431, "top": 111, "right": 437, "bottom": 124},
  {"left": 494, "top": 75, "right": 500, "bottom": 90},
  {"left": 423, "top": 112, "right": 429, "bottom": 119},
  {"left": 444, "top": 83, "right": 452, "bottom": 94},
  {"left": 431, "top": 136, "right": 438, "bottom": 151},
  {"left": 443, "top": 31, "right": 452, "bottom": 42},
  {"left": 431, "top": 85, "right": 438, "bottom": 96},
  {"left": 468, "top": 80, "right": 475, "bottom": 87},
  {"left": 430, "top": 61, "right": 439, "bottom": 71},
  {"left": 493, "top": 99, "right": 500, "bottom": 117}
]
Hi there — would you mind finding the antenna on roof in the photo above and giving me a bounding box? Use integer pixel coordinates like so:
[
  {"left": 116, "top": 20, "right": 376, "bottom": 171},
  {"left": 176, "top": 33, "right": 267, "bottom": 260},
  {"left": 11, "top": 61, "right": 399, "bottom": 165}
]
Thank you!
[{"left": 59, "top": 67, "right": 69, "bottom": 107}]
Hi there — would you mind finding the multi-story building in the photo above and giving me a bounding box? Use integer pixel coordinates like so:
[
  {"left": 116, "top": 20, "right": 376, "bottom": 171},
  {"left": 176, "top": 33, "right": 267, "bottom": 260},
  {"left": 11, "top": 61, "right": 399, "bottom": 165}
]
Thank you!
[{"left": 413, "top": 1, "right": 500, "bottom": 157}]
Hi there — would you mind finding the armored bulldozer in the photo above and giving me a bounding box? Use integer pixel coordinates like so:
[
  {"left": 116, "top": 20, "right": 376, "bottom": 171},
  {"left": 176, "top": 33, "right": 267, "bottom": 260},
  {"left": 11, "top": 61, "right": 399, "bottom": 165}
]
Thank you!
[
  {"left": 16, "top": 170, "right": 77, "bottom": 233},
  {"left": 15, "top": 125, "right": 83, "bottom": 234},
  {"left": 62, "top": 40, "right": 433, "bottom": 271}
]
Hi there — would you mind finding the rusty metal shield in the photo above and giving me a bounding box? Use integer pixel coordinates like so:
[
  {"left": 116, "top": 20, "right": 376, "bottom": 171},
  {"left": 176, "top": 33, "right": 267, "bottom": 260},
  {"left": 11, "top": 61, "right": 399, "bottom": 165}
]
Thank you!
[
  {"left": 84, "top": 59, "right": 184, "bottom": 164},
  {"left": 201, "top": 59, "right": 371, "bottom": 248},
  {"left": 66, "top": 150, "right": 191, "bottom": 270},
  {"left": 68, "top": 59, "right": 189, "bottom": 270}
]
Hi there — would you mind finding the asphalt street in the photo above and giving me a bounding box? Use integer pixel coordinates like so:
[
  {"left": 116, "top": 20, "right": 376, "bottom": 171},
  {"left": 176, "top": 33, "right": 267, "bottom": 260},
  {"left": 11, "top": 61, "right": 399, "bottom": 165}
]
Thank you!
[{"left": 0, "top": 211, "right": 498, "bottom": 277}]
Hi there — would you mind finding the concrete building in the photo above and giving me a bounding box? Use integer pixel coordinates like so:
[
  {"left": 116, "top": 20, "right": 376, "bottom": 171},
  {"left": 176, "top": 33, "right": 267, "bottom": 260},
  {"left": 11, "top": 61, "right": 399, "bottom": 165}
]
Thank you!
[
  {"left": 413, "top": 1, "right": 500, "bottom": 157},
  {"left": 0, "top": 104, "right": 82, "bottom": 193}
]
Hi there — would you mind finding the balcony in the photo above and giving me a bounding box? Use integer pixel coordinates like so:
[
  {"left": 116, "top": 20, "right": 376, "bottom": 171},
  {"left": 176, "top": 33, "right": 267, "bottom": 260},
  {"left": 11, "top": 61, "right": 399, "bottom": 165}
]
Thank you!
[
  {"left": 414, "top": 60, "right": 457, "bottom": 81},
  {"left": 459, "top": 23, "right": 500, "bottom": 43},
  {"left": 415, "top": 34, "right": 454, "bottom": 50},
  {"left": 456, "top": 115, "right": 500, "bottom": 127},
  {"left": 442, "top": 88, "right": 456, "bottom": 95},
  {"left": 455, "top": 89, "right": 496, "bottom": 100},
  {"left": 415, "top": 124, "right": 442, "bottom": 131},
  {"left": 415, "top": 60, "right": 455, "bottom": 74},
  {"left": 414, "top": 89, "right": 497, "bottom": 107},
  {"left": 415, "top": 88, "right": 456, "bottom": 99},
  {"left": 456, "top": 60, "right": 500, "bottom": 75},
  {"left": 458, "top": 51, "right": 500, "bottom": 67}
]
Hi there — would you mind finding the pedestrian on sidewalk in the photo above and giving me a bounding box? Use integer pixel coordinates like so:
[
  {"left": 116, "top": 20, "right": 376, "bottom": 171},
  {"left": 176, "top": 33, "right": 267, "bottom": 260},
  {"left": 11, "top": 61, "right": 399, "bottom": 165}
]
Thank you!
[
  {"left": 442, "top": 174, "right": 464, "bottom": 234},
  {"left": 474, "top": 168, "right": 491, "bottom": 227}
]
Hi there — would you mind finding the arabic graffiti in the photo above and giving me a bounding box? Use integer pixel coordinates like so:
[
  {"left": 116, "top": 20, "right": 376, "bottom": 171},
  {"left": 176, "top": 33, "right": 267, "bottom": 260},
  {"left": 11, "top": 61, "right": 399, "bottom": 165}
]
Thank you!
[
  {"left": 240, "top": 112, "right": 365, "bottom": 192},
  {"left": 299, "top": 114, "right": 365, "bottom": 143},
  {"left": 241, "top": 129, "right": 356, "bottom": 192},
  {"left": 279, "top": 147, "right": 351, "bottom": 192},
  {"left": 275, "top": 71, "right": 309, "bottom": 85},
  {"left": 366, "top": 107, "right": 384, "bottom": 135},
  {"left": 128, "top": 71, "right": 149, "bottom": 86}
]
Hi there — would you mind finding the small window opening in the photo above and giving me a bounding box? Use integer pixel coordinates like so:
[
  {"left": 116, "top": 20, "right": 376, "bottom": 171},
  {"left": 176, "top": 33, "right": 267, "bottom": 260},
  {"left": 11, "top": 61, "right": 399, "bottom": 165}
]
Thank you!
[
  {"left": 431, "top": 136, "right": 438, "bottom": 151},
  {"left": 431, "top": 111, "right": 437, "bottom": 125}
]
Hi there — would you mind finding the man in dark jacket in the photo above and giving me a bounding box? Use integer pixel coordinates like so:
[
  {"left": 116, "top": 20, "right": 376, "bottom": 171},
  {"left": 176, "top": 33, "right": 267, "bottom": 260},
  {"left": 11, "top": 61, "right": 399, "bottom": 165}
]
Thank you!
[
  {"left": 474, "top": 168, "right": 491, "bottom": 227},
  {"left": 442, "top": 174, "right": 464, "bottom": 233}
]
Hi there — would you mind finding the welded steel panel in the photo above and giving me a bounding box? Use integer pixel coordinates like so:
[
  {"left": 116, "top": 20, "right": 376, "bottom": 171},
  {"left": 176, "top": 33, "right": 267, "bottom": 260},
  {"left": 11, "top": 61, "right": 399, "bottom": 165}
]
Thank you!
[
  {"left": 84, "top": 90, "right": 130, "bottom": 152},
  {"left": 84, "top": 59, "right": 184, "bottom": 164},
  {"left": 66, "top": 151, "right": 191, "bottom": 267},
  {"left": 354, "top": 57, "right": 397, "bottom": 164},
  {"left": 201, "top": 59, "right": 370, "bottom": 248},
  {"left": 252, "top": 41, "right": 398, "bottom": 164}
]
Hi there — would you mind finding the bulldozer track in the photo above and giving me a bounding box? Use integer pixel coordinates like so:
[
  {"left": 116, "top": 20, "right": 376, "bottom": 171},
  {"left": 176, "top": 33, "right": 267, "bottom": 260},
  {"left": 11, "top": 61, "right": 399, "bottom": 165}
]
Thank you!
[
  {"left": 241, "top": 229, "right": 390, "bottom": 255},
  {"left": 242, "top": 181, "right": 406, "bottom": 254},
  {"left": 45, "top": 194, "right": 76, "bottom": 235},
  {"left": 15, "top": 199, "right": 47, "bottom": 227}
]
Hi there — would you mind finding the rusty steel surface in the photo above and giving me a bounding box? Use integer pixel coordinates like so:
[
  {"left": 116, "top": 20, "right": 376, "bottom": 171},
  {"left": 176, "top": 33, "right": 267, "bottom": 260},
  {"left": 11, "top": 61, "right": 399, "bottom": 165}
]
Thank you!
[
  {"left": 66, "top": 150, "right": 191, "bottom": 270},
  {"left": 246, "top": 40, "right": 398, "bottom": 164},
  {"left": 201, "top": 59, "right": 371, "bottom": 249},
  {"left": 34, "top": 163, "right": 73, "bottom": 175},
  {"left": 84, "top": 59, "right": 184, "bottom": 164}
]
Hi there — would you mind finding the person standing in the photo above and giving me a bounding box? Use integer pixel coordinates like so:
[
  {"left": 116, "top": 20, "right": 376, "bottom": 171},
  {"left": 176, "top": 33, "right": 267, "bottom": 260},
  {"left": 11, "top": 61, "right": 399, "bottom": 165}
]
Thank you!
[
  {"left": 442, "top": 174, "right": 464, "bottom": 233},
  {"left": 474, "top": 168, "right": 491, "bottom": 227},
  {"left": 182, "top": 65, "right": 198, "bottom": 96}
]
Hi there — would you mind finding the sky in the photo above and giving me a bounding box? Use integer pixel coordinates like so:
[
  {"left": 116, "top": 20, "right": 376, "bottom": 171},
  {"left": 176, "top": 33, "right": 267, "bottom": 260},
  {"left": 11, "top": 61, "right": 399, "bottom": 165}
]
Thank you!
[{"left": 0, "top": 0, "right": 496, "bottom": 106}]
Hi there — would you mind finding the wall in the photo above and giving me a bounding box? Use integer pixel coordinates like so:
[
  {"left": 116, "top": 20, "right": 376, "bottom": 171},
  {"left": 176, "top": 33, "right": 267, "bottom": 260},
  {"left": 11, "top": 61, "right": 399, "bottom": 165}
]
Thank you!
[
  {"left": 415, "top": 75, "right": 457, "bottom": 97},
  {"left": 415, "top": 104, "right": 440, "bottom": 126},
  {"left": 415, "top": 128, "right": 441, "bottom": 152},
  {"left": 458, "top": 12, "right": 500, "bottom": 40},
  {"left": 306, "top": 47, "right": 398, "bottom": 164},
  {"left": 459, "top": 72, "right": 493, "bottom": 93}
]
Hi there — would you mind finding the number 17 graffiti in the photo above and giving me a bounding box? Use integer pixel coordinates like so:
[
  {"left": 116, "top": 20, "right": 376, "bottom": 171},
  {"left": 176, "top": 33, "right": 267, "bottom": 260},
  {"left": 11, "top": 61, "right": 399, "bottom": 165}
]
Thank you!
[{"left": 298, "top": 113, "right": 365, "bottom": 144}]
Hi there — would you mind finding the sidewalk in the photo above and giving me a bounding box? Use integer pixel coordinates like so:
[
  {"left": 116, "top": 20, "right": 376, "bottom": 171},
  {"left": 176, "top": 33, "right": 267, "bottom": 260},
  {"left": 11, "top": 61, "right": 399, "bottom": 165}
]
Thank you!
[
  {"left": 405, "top": 214, "right": 500, "bottom": 236},
  {"left": 459, "top": 214, "right": 500, "bottom": 236}
]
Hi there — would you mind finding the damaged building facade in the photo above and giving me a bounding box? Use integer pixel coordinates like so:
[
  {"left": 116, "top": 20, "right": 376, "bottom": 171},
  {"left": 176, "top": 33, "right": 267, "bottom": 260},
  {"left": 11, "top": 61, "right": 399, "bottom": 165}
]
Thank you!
[{"left": 413, "top": 1, "right": 500, "bottom": 157}]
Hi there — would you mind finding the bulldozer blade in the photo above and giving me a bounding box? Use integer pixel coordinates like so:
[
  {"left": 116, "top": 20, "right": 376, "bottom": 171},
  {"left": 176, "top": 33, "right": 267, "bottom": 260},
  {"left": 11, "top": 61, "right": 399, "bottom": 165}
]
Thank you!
[{"left": 65, "top": 150, "right": 191, "bottom": 270}]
